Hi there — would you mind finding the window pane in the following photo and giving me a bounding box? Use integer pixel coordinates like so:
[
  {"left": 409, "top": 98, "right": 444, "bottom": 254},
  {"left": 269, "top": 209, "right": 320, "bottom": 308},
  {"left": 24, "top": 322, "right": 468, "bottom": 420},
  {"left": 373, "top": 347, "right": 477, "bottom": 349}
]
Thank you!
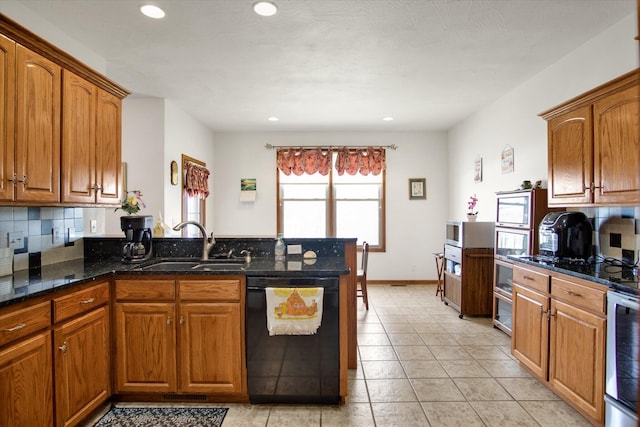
[
  {"left": 282, "top": 184, "right": 327, "bottom": 199},
  {"left": 336, "top": 200, "right": 379, "bottom": 246},
  {"left": 335, "top": 183, "right": 380, "bottom": 199},
  {"left": 283, "top": 200, "right": 327, "bottom": 237}
]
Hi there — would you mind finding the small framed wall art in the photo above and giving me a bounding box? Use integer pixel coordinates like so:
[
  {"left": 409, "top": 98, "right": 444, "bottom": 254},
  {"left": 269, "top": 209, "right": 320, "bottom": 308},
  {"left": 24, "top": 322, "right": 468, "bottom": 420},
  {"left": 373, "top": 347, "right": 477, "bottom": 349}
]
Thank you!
[
  {"left": 501, "top": 145, "right": 514, "bottom": 174},
  {"left": 474, "top": 157, "right": 483, "bottom": 183},
  {"left": 409, "top": 178, "right": 426, "bottom": 200}
]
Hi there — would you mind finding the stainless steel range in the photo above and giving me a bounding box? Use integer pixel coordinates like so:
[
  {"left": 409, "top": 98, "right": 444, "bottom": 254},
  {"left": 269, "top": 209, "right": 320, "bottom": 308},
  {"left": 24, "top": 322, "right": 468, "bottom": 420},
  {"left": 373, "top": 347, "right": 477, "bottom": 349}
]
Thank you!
[{"left": 605, "top": 290, "right": 639, "bottom": 427}]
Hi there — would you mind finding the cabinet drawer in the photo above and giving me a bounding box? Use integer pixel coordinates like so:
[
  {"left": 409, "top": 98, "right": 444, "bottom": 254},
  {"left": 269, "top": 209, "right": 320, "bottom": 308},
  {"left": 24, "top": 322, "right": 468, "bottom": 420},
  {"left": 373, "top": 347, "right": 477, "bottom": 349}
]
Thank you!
[
  {"left": 0, "top": 301, "right": 51, "bottom": 347},
  {"left": 444, "top": 245, "right": 462, "bottom": 263},
  {"left": 53, "top": 282, "right": 109, "bottom": 323},
  {"left": 179, "top": 279, "right": 240, "bottom": 301},
  {"left": 115, "top": 280, "right": 175, "bottom": 300},
  {"left": 551, "top": 277, "right": 606, "bottom": 315},
  {"left": 513, "top": 266, "right": 549, "bottom": 294}
]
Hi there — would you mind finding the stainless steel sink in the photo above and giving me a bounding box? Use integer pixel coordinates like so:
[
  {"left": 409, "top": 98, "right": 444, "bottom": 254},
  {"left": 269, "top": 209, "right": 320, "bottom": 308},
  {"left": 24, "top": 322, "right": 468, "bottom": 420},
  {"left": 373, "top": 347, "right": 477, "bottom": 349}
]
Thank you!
[
  {"left": 140, "top": 259, "right": 245, "bottom": 271},
  {"left": 191, "top": 263, "right": 245, "bottom": 271}
]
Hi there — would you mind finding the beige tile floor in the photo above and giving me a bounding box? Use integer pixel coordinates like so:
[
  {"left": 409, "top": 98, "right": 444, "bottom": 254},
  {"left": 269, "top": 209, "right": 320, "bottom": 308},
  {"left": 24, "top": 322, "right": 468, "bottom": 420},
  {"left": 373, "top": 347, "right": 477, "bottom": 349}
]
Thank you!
[{"left": 87, "top": 284, "right": 594, "bottom": 427}]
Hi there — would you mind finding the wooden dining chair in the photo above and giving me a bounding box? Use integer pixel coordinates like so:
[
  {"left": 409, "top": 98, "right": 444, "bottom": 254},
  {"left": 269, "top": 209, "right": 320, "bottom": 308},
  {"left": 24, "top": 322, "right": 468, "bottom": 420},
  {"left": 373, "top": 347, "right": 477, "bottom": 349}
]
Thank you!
[{"left": 357, "top": 241, "right": 369, "bottom": 310}]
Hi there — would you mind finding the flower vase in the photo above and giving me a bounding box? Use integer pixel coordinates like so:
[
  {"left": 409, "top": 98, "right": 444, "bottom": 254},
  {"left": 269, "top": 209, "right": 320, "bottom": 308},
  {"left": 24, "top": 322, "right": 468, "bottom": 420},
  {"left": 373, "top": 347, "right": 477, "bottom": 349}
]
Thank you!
[{"left": 467, "top": 214, "right": 477, "bottom": 222}]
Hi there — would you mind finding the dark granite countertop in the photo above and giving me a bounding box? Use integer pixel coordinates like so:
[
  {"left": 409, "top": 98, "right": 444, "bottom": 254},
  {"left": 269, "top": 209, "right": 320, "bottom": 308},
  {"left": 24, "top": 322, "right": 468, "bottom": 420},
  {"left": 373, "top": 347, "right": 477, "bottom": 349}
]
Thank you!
[
  {"left": 0, "top": 256, "right": 350, "bottom": 309},
  {"left": 508, "top": 255, "right": 639, "bottom": 296}
]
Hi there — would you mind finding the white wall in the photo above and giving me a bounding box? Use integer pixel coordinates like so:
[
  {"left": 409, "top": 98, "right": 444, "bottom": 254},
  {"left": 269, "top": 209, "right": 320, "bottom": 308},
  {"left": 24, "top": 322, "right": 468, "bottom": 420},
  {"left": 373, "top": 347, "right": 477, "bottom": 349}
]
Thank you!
[
  {"left": 447, "top": 13, "right": 639, "bottom": 222},
  {"left": 104, "top": 98, "right": 216, "bottom": 236},
  {"left": 164, "top": 101, "right": 216, "bottom": 230},
  {"left": 212, "top": 132, "right": 449, "bottom": 281}
]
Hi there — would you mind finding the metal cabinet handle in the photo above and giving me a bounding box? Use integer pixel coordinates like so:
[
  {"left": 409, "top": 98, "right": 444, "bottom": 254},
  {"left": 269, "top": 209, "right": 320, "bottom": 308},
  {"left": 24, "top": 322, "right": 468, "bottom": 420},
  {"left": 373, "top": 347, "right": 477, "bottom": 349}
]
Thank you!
[
  {"left": 7, "top": 174, "right": 27, "bottom": 187},
  {"left": 180, "top": 316, "right": 184, "bottom": 326},
  {"left": 80, "top": 297, "right": 95, "bottom": 304},
  {"left": 59, "top": 342, "right": 67, "bottom": 353},
  {"left": 523, "top": 275, "right": 534, "bottom": 281},
  {"left": 3, "top": 323, "right": 26, "bottom": 332},
  {"left": 167, "top": 317, "right": 172, "bottom": 326},
  {"left": 565, "top": 290, "right": 581, "bottom": 297}
]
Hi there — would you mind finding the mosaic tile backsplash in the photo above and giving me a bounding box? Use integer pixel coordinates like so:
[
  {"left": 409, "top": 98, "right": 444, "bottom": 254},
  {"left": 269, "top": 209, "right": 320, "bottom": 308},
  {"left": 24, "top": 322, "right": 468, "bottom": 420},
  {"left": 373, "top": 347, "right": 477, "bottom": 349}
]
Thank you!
[
  {"left": 0, "top": 207, "right": 85, "bottom": 271},
  {"left": 577, "top": 206, "right": 640, "bottom": 266}
]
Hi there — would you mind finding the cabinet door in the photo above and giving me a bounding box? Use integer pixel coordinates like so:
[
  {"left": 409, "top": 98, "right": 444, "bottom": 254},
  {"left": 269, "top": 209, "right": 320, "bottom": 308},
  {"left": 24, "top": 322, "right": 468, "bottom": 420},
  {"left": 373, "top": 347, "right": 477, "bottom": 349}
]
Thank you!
[
  {"left": 61, "top": 71, "right": 96, "bottom": 203},
  {"left": 179, "top": 303, "right": 243, "bottom": 394},
  {"left": 0, "top": 34, "right": 15, "bottom": 202},
  {"left": 15, "top": 45, "right": 60, "bottom": 202},
  {"left": 54, "top": 306, "right": 110, "bottom": 427},
  {"left": 511, "top": 284, "right": 549, "bottom": 379},
  {"left": 95, "top": 88, "right": 122, "bottom": 204},
  {"left": 547, "top": 105, "right": 592, "bottom": 206},
  {"left": 443, "top": 272, "right": 461, "bottom": 313},
  {"left": 0, "top": 331, "right": 53, "bottom": 427},
  {"left": 549, "top": 299, "right": 605, "bottom": 423},
  {"left": 593, "top": 84, "right": 640, "bottom": 204},
  {"left": 114, "top": 302, "right": 176, "bottom": 393}
]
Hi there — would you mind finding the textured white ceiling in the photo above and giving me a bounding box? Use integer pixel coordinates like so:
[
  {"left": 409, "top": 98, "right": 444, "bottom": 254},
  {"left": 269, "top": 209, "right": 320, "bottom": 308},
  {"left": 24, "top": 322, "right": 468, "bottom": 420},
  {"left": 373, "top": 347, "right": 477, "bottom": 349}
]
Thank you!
[{"left": 17, "top": 0, "right": 637, "bottom": 131}]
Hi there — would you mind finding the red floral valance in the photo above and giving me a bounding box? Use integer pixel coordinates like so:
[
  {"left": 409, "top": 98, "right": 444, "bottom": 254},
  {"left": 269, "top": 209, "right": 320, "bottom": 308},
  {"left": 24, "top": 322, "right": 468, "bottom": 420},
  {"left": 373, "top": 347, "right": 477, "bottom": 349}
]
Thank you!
[
  {"left": 276, "top": 147, "right": 386, "bottom": 176},
  {"left": 184, "top": 161, "right": 210, "bottom": 199}
]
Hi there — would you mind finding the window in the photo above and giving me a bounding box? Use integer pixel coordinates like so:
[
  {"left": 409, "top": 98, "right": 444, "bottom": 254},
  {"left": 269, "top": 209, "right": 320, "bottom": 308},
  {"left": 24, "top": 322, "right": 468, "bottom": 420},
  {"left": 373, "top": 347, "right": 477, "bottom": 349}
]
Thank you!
[
  {"left": 181, "top": 155, "right": 207, "bottom": 237},
  {"left": 278, "top": 152, "right": 385, "bottom": 249}
]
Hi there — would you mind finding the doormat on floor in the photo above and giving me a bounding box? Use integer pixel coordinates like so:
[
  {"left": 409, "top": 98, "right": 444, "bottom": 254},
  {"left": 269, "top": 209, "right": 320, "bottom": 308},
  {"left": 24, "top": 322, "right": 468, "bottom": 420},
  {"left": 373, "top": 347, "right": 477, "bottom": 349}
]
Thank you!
[{"left": 93, "top": 406, "right": 228, "bottom": 427}]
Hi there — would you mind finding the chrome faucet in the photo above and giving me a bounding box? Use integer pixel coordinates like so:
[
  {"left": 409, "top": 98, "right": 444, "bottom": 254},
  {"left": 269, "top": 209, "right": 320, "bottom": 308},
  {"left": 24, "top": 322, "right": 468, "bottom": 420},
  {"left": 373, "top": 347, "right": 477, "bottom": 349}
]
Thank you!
[{"left": 172, "top": 221, "right": 216, "bottom": 260}]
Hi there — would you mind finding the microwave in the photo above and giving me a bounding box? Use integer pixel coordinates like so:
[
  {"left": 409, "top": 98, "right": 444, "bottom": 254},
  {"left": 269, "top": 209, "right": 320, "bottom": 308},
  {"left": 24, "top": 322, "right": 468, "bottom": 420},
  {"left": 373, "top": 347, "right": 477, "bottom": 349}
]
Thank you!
[
  {"left": 496, "top": 191, "right": 532, "bottom": 228},
  {"left": 446, "top": 220, "right": 494, "bottom": 248}
]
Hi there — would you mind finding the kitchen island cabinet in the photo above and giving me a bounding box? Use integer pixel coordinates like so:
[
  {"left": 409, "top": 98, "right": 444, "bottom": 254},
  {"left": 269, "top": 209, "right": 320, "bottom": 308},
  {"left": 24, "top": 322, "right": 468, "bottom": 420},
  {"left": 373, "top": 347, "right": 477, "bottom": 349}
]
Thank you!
[{"left": 114, "top": 277, "right": 245, "bottom": 398}]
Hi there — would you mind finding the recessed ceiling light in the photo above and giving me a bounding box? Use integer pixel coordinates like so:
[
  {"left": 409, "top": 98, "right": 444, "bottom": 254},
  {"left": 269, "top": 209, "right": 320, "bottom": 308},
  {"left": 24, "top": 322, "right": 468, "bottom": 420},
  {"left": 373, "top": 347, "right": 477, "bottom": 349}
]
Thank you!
[
  {"left": 140, "top": 4, "right": 165, "bottom": 19},
  {"left": 382, "top": 117, "right": 394, "bottom": 121},
  {"left": 268, "top": 117, "right": 279, "bottom": 122},
  {"left": 253, "top": 1, "right": 278, "bottom": 17}
]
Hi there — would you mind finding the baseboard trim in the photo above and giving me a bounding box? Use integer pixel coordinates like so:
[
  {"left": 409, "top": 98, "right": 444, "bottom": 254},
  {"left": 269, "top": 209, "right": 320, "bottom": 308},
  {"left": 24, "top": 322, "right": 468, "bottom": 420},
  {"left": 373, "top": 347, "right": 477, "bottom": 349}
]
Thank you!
[{"left": 368, "top": 280, "right": 437, "bottom": 285}]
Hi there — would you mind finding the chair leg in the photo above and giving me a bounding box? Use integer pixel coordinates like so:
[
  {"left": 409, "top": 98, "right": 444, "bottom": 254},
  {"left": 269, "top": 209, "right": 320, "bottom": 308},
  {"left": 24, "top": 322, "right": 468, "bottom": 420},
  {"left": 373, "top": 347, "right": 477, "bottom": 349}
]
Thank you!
[{"left": 361, "top": 278, "right": 369, "bottom": 310}]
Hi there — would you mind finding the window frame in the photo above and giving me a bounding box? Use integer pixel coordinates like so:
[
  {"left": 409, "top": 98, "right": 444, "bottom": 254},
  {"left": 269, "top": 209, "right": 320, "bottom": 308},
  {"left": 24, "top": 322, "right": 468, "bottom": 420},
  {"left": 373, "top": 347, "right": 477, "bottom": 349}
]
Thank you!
[
  {"left": 277, "top": 166, "right": 386, "bottom": 252},
  {"left": 181, "top": 154, "right": 206, "bottom": 237}
]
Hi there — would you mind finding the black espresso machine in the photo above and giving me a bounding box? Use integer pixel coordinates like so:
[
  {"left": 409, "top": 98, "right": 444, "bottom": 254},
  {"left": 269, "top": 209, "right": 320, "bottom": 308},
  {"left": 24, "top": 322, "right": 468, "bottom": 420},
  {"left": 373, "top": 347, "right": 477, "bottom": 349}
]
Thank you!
[
  {"left": 538, "top": 212, "right": 593, "bottom": 260},
  {"left": 120, "top": 215, "right": 153, "bottom": 263}
]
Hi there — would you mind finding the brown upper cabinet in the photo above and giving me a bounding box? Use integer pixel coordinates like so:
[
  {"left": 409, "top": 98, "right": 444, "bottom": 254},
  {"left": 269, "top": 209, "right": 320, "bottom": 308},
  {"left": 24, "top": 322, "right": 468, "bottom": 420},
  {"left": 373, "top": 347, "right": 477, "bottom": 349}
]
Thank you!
[
  {"left": 62, "top": 71, "right": 122, "bottom": 204},
  {"left": 0, "top": 14, "right": 129, "bottom": 206},
  {"left": 541, "top": 69, "right": 640, "bottom": 207}
]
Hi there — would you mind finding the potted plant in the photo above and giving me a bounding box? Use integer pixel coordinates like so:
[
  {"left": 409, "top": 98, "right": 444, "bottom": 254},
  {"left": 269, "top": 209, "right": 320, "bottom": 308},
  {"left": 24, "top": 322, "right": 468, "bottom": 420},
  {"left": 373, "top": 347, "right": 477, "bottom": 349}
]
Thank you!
[{"left": 467, "top": 194, "right": 478, "bottom": 221}]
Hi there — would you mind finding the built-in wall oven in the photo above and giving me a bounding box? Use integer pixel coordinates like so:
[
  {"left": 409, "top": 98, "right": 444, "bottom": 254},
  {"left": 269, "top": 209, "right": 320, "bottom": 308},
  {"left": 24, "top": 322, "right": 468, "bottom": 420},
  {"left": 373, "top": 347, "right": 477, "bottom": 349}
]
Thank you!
[{"left": 605, "top": 290, "right": 639, "bottom": 427}]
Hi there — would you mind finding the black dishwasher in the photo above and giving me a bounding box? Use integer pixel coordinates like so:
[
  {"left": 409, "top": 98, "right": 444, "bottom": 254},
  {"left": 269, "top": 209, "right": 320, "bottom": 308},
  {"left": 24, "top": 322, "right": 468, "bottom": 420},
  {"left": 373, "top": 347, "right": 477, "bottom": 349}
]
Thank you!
[{"left": 245, "top": 276, "right": 340, "bottom": 404}]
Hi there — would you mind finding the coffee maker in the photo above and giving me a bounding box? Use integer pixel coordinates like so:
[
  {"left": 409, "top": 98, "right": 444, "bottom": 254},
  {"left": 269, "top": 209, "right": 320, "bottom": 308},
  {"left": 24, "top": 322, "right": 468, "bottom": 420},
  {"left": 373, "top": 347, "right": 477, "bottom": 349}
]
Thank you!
[{"left": 121, "top": 215, "right": 153, "bottom": 263}]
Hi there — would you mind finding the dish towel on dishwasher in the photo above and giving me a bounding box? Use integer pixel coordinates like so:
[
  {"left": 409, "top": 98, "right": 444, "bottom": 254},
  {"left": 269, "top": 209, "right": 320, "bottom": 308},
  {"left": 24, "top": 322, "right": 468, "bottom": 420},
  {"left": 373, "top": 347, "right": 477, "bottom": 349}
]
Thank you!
[{"left": 266, "top": 287, "right": 324, "bottom": 336}]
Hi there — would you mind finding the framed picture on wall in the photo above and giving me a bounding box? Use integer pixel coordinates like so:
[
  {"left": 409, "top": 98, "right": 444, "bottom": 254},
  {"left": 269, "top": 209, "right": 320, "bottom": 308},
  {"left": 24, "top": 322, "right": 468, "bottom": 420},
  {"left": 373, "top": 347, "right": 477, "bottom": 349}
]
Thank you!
[
  {"left": 409, "top": 178, "right": 426, "bottom": 200},
  {"left": 474, "top": 158, "right": 482, "bottom": 183},
  {"left": 501, "top": 146, "right": 514, "bottom": 174}
]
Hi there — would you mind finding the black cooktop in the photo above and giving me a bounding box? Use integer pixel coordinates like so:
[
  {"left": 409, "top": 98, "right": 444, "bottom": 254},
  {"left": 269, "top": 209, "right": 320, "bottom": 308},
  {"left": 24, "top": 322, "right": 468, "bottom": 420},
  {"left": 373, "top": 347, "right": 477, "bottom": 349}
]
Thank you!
[{"left": 513, "top": 255, "right": 639, "bottom": 295}]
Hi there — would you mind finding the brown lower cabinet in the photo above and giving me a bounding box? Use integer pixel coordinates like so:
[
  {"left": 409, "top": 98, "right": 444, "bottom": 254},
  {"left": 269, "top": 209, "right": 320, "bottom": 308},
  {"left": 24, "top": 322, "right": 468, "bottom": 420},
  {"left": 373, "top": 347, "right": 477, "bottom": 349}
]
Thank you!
[
  {"left": 114, "top": 277, "right": 245, "bottom": 396},
  {"left": 511, "top": 262, "right": 607, "bottom": 425},
  {"left": 0, "top": 331, "right": 53, "bottom": 427},
  {"left": 0, "top": 281, "right": 109, "bottom": 427}
]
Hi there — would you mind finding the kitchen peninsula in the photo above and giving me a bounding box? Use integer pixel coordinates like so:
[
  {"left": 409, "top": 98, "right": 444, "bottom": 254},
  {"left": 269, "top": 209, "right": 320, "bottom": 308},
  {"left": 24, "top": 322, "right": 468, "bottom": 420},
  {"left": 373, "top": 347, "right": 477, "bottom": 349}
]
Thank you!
[{"left": 0, "top": 237, "right": 356, "bottom": 427}]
